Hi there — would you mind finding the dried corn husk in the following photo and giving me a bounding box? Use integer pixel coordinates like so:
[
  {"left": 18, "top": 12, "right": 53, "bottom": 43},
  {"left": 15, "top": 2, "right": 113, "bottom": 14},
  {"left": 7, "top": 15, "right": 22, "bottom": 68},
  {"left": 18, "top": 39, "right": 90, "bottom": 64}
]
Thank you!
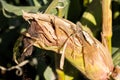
[{"left": 20, "top": 11, "right": 117, "bottom": 80}]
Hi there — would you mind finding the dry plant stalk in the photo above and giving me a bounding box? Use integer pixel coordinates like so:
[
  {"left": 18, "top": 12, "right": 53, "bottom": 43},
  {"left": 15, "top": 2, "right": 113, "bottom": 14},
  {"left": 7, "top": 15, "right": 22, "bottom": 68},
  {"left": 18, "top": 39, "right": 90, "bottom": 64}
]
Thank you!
[
  {"left": 20, "top": 11, "right": 119, "bottom": 80},
  {"left": 102, "top": 0, "right": 112, "bottom": 53}
]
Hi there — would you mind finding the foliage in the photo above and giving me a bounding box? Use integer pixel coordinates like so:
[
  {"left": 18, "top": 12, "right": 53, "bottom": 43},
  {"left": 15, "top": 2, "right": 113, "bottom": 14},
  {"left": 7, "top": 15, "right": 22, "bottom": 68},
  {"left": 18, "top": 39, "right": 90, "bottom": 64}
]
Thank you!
[{"left": 0, "top": 0, "right": 120, "bottom": 80}]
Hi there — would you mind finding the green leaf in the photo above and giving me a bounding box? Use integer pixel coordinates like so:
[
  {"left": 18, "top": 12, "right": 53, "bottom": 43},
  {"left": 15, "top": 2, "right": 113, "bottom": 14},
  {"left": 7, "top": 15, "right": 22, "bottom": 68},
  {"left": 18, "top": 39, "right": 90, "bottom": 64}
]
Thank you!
[
  {"left": 33, "top": 0, "right": 41, "bottom": 7},
  {"left": 0, "top": 0, "right": 41, "bottom": 17},
  {"left": 44, "top": 66, "right": 56, "bottom": 80},
  {"left": 112, "top": 25, "right": 120, "bottom": 66},
  {"left": 45, "top": 0, "right": 70, "bottom": 18},
  {"left": 80, "top": 0, "right": 102, "bottom": 37},
  {"left": 112, "top": 47, "right": 120, "bottom": 66}
]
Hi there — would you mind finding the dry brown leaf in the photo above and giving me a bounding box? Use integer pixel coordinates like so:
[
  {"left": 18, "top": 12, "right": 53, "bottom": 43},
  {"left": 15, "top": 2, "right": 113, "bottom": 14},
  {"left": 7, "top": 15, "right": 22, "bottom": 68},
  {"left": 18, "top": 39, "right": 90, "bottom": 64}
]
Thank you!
[{"left": 20, "top": 11, "right": 117, "bottom": 80}]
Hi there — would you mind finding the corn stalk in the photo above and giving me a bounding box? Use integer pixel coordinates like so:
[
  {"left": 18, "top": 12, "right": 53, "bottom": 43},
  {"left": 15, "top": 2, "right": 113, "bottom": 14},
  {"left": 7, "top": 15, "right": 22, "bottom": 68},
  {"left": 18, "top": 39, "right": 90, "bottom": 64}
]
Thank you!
[{"left": 102, "top": 0, "right": 112, "bottom": 53}]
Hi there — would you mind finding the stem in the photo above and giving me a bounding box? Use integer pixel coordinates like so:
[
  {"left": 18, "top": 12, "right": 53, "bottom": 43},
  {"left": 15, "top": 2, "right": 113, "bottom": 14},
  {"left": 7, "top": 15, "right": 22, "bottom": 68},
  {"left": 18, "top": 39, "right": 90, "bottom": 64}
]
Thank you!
[
  {"left": 45, "top": 0, "right": 58, "bottom": 14},
  {"left": 102, "top": 0, "right": 112, "bottom": 53}
]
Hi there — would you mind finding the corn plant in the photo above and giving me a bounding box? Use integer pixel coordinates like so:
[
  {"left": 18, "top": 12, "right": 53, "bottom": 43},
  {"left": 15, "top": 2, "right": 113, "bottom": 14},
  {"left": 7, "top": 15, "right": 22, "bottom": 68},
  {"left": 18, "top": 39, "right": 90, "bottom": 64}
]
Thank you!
[{"left": 0, "top": 0, "right": 120, "bottom": 80}]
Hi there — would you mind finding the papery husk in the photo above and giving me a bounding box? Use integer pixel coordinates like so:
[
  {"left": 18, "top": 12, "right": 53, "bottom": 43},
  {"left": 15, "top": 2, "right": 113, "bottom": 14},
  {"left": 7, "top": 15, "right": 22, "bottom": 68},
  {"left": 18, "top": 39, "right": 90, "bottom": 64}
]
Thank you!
[
  {"left": 111, "top": 66, "right": 120, "bottom": 80},
  {"left": 21, "top": 11, "right": 115, "bottom": 80}
]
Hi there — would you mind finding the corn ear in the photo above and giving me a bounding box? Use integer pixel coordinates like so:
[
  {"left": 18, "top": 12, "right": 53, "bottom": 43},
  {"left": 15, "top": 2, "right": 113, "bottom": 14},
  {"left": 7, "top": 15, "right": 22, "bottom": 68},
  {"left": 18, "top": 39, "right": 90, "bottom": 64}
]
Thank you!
[{"left": 20, "top": 12, "right": 119, "bottom": 80}]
